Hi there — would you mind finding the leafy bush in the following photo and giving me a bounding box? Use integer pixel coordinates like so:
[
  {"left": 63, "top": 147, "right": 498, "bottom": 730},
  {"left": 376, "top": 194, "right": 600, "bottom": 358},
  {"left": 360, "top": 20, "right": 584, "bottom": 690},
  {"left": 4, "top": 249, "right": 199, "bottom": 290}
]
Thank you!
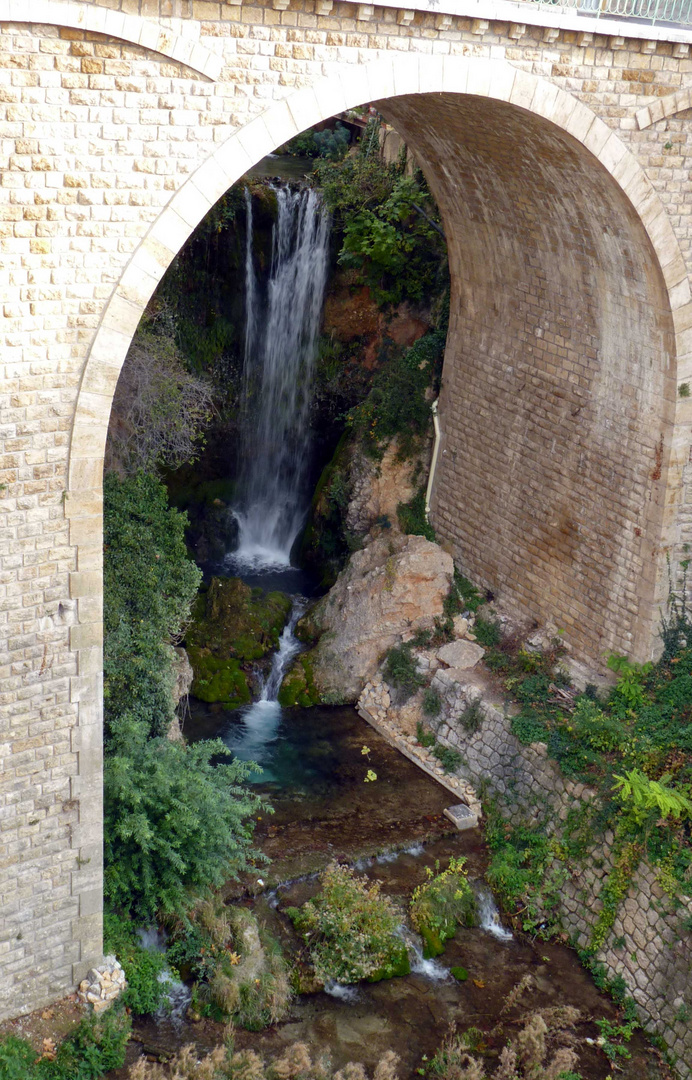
[
  {"left": 423, "top": 687, "right": 442, "bottom": 719},
  {"left": 444, "top": 570, "right": 484, "bottom": 616},
  {"left": 397, "top": 487, "right": 436, "bottom": 542},
  {"left": 287, "top": 862, "right": 403, "bottom": 985},
  {"left": 459, "top": 700, "right": 484, "bottom": 735},
  {"left": 432, "top": 743, "right": 463, "bottom": 774},
  {"left": 383, "top": 642, "right": 424, "bottom": 700},
  {"left": 416, "top": 722, "right": 437, "bottom": 748},
  {"left": 0, "top": 1008, "right": 131, "bottom": 1080},
  {"left": 104, "top": 717, "right": 265, "bottom": 922},
  {"left": 350, "top": 329, "right": 445, "bottom": 459},
  {"left": 473, "top": 614, "right": 502, "bottom": 649},
  {"left": 104, "top": 471, "right": 201, "bottom": 739},
  {"left": 103, "top": 911, "right": 167, "bottom": 1016},
  {"left": 410, "top": 857, "right": 475, "bottom": 957}
]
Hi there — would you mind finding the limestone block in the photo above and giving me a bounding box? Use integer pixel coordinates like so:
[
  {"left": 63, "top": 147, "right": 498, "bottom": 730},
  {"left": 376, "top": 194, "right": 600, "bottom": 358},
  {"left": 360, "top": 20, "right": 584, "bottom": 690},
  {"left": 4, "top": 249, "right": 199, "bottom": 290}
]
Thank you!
[{"left": 436, "top": 639, "right": 485, "bottom": 670}]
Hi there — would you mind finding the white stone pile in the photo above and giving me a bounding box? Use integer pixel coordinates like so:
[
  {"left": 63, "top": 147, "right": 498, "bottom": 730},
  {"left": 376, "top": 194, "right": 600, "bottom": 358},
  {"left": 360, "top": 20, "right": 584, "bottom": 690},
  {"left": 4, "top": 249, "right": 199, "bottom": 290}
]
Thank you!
[{"left": 78, "top": 956, "right": 127, "bottom": 1013}]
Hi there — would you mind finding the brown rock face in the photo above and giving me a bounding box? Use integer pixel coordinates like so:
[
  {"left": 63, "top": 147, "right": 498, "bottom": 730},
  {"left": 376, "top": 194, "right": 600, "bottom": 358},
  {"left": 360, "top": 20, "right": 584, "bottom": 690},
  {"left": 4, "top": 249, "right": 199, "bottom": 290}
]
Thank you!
[
  {"left": 304, "top": 533, "right": 454, "bottom": 701},
  {"left": 346, "top": 440, "right": 430, "bottom": 538}
]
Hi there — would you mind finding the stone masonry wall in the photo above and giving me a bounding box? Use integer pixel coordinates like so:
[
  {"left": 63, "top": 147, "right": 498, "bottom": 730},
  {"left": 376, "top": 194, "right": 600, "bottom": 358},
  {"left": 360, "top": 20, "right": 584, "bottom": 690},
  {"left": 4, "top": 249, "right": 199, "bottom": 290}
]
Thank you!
[
  {"left": 4, "top": 0, "right": 692, "bottom": 1020},
  {"left": 429, "top": 667, "right": 692, "bottom": 1075}
]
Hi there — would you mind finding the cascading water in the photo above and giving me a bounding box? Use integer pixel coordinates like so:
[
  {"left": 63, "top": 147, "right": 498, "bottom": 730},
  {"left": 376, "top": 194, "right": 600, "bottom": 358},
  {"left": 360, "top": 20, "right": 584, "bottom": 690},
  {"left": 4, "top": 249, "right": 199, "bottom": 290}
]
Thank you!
[
  {"left": 223, "top": 599, "right": 307, "bottom": 775},
  {"left": 232, "top": 185, "right": 330, "bottom": 570}
]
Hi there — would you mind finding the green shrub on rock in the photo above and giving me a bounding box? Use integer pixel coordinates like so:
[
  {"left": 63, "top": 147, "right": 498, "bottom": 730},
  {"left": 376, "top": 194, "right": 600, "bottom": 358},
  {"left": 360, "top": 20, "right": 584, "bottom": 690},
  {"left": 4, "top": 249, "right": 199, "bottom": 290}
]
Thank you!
[
  {"left": 286, "top": 862, "right": 404, "bottom": 985},
  {"left": 410, "top": 857, "right": 475, "bottom": 958}
]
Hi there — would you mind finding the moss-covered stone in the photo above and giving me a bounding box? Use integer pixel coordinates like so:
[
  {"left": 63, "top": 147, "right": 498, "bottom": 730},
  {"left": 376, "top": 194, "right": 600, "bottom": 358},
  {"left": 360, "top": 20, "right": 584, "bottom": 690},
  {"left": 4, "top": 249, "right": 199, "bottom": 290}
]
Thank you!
[
  {"left": 186, "top": 576, "right": 291, "bottom": 704},
  {"left": 277, "top": 652, "right": 322, "bottom": 708},
  {"left": 450, "top": 966, "right": 469, "bottom": 982},
  {"left": 420, "top": 925, "right": 445, "bottom": 959},
  {"left": 367, "top": 941, "right": 411, "bottom": 983},
  {"left": 186, "top": 647, "right": 252, "bottom": 708}
]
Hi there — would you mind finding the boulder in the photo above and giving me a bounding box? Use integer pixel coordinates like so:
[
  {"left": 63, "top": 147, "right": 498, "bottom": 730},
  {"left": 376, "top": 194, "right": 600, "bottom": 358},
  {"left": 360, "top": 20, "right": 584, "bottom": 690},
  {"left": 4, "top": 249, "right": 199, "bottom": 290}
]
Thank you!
[
  {"left": 436, "top": 639, "right": 485, "bottom": 670},
  {"left": 288, "top": 533, "right": 453, "bottom": 703}
]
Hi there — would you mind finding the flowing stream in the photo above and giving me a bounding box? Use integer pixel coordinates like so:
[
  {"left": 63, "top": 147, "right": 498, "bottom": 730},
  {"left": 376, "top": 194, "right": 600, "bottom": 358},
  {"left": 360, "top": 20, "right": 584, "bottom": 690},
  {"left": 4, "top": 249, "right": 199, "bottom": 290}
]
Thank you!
[{"left": 232, "top": 185, "right": 330, "bottom": 570}]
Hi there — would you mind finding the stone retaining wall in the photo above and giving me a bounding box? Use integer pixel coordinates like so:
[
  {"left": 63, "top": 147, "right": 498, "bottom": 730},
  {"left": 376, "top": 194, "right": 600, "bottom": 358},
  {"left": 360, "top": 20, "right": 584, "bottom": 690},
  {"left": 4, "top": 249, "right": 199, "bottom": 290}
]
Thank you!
[{"left": 362, "top": 660, "right": 692, "bottom": 1075}]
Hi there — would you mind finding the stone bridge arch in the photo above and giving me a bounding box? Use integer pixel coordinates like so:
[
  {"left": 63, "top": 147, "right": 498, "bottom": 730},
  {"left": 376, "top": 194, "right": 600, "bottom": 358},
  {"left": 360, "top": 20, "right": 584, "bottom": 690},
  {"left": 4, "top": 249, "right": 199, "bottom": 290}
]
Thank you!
[{"left": 71, "top": 53, "right": 685, "bottom": 684}]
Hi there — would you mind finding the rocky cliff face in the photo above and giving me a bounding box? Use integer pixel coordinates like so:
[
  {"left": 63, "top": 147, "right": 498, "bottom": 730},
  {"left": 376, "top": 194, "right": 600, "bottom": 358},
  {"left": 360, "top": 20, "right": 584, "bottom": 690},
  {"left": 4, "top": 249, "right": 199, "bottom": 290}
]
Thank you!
[{"left": 283, "top": 532, "right": 453, "bottom": 703}]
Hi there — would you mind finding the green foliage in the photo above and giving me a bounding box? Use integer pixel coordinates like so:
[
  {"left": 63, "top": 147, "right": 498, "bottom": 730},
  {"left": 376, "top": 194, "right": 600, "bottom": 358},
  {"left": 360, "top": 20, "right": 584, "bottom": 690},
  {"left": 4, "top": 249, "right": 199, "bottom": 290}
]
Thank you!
[
  {"left": 314, "top": 122, "right": 402, "bottom": 230},
  {"left": 349, "top": 329, "right": 446, "bottom": 459},
  {"left": 103, "top": 911, "right": 167, "bottom": 1016},
  {"left": 104, "top": 717, "right": 266, "bottom": 922},
  {"left": 313, "top": 122, "right": 350, "bottom": 160},
  {"left": 679, "top": 382, "right": 691, "bottom": 398},
  {"left": 484, "top": 808, "right": 565, "bottom": 936},
  {"left": 459, "top": 700, "right": 483, "bottom": 735},
  {"left": 339, "top": 174, "right": 446, "bottom": 305},
  {"left": 383, "top": 642, "right": 424, "bottom": 700},
  {"left": 607, "top": 653, "right": 653, "bottom": 712},
  {"left": 416, "top": 722, "right": 437, "bottom": 748},
  {"left": 423, "top": 687, "right": 442, "bottom": 719},
  {"left": 104, "top": 471, "right": 202, "bottom": 738},
  {"left": 473, "top": 614, "right": 502, "bottom": 649},
  {"left": 186, "top": 649, "right": 251, "bottom": 708},
  {"left": 444, "top": 570, "right": 484, "bottom": 616},
  {"left": 410, "top": 857, "right": 475, "bottom": 957},
  {"left": 432, "top": 743, "right": 463, "bottom": 774},
  {"left": 287, "top": 862, "right": 403, "bottom": 985},
  {"left": 594, "top": 1017, "right": 637, "bottom": 1064},
  {"left": 397, "top": 487, "right": 436, "bottom": 542},
  {"left": 590, "top": 841, "right": 642, "bottom": 953},
  {"left": 612, "top": 769, "right": 692, "bottom": 825},
  {"left": 0, "top": 1009, "right": 131, "bottom": 1080},
  {"left": 450, "top": 966, "right": 468, "bottom": 981}
]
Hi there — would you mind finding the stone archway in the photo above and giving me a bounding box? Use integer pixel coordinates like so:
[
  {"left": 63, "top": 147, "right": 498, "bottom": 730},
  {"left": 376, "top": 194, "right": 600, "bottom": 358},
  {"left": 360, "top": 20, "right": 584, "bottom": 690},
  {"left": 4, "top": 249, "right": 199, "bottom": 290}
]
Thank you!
[{"left": 69, "top": 53, "right": 686, "bottom": 681}]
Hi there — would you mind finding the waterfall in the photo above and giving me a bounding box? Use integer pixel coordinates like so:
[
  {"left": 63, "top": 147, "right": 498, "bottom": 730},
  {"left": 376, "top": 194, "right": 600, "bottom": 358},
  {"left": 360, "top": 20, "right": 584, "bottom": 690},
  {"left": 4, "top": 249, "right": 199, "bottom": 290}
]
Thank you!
[
  {"left": 223, "top": 598, "right": 307, "bottom": 774},
  {"left": 472, "top": 881, "right": 513, "bottom": 942},
  {"left": 233, "top": 185, "right": 330, "bottom": 570}
]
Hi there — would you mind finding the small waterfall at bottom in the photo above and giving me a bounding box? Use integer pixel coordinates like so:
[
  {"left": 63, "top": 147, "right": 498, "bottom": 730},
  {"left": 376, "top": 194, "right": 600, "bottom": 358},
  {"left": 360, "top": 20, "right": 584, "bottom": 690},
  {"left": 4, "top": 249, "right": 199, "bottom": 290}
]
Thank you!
[
  {"left": 223, "top": 599, "right": 306, "bottom": 773},
  {"left": 136, "top": 928, "right": 192, "bottom": 1025},
  {"left": 472, "top": 881, "right": 513, "bottom": 942}
]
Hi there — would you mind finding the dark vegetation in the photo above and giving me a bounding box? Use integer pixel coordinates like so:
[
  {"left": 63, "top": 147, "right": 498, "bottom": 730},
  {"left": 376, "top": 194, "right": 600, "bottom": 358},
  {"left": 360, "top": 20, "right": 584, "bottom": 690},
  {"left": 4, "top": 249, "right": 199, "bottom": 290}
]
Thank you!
[{"left": 0, "top": 1010, "right": 131, "bottom": 1080}]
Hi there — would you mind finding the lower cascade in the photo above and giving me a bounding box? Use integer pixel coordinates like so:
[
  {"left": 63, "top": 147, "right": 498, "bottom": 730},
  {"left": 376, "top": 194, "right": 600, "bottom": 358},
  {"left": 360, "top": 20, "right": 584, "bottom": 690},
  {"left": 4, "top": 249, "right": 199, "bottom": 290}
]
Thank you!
[{"left": 232, "top": 184, "right": 330, "bottom": 570}]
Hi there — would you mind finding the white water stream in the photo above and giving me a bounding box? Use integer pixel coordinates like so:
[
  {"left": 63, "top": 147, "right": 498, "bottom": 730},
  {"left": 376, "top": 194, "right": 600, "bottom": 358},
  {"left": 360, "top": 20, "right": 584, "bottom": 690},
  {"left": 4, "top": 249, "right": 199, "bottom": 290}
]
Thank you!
[{"left": 233, "top": 185, "right": 330, "bottom": 570}]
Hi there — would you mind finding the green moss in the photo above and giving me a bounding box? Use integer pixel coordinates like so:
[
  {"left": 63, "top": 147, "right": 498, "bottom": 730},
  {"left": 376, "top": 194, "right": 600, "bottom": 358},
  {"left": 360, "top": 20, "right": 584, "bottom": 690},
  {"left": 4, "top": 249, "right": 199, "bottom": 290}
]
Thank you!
[
  {"left": 420, "top": 924, "right": 445, "bottom": 959},
  {"left": 450, "top": 966, "right": 468, "bottom": 982},
  {"left": 367, "top": 941, "right": 411, "bottom": 982},
  {"left": 187, "top": 577, "right": 292, "bottom": 703},
  {"left": 187, "top": 646, "right": 251, "bottom": 707},
  {"left": 278, "top": 652, "right": 322, "bottom": 708}
]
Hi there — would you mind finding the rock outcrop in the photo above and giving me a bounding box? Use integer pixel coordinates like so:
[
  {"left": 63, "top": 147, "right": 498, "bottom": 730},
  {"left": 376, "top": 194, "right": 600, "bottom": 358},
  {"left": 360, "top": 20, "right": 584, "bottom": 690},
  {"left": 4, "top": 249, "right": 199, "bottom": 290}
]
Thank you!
[
  {"left": 286, "top": 533, "right": 453, "bottom": 703},
  {"left": 346, "top": 440, "right": 423, "bottom": 538}
]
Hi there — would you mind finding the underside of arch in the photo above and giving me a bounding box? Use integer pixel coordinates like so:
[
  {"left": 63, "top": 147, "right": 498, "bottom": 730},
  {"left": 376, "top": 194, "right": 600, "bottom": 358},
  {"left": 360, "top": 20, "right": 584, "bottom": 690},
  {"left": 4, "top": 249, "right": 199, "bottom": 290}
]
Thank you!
[
  {"left": 379, "top": 92, "right": 677, "bottom": 664},
  {"left": 70, "top": 56, "right": 685, "bottom": 666}
]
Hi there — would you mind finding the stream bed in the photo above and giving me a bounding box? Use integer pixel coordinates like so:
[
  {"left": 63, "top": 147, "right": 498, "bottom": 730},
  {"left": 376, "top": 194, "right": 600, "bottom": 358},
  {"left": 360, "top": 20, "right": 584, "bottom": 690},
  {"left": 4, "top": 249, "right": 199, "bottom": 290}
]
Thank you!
[{"left": 113, "top": 701, "right": 666, "bottom": 1080}]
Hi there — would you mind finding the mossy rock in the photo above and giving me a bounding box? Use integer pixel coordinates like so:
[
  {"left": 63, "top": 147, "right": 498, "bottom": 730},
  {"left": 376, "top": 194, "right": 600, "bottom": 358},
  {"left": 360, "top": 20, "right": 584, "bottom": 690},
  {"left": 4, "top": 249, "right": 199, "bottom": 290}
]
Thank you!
[
  {"left": 420, "top": 924, "right": 445, "bottom": 959},
  {"left": 450, "top": 966, "right": 468, "bottom": 982},
  {"left": 187, "top": 576, "right": 292, "bottom": 669},
  {"left": 187, "top": 646, "right": 252, "bottom": 707},
  {"left": 367, "top": 942, "right": 411, "bottom": 983},
  {"left": 278, "top": 652, "right": 322, "bottom": 708}
]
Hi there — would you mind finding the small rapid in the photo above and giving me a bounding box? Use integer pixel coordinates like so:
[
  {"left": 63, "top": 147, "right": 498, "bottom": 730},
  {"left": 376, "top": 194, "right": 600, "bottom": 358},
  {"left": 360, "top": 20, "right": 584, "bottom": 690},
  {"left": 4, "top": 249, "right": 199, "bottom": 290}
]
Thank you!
[
  {"left": 472, "top": 881, "right": 513, "bottom": 942},
  {"left": 221, "top": 597, "right": 306, "bottom": 774}
]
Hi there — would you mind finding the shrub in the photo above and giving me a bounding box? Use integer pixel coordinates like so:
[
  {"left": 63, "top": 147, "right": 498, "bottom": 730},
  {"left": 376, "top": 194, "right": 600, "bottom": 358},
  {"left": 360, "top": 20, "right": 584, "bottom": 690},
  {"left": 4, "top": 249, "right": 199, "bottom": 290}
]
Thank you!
[
  {"left": 0, "top": 1008, "right": 131, "bottom": 1080},
  {"left": 287, "top": 862, "right": 403, "bottom": 985},
  {"left": 459, "top": 700, "right": 483, "bottom": 735},
  {"left": 104, "top": 471, "right": 201, "bottom": 739},
  {"left": 350, "top": 330, "right": 445, "bottom": 460},
  {"left": 416, "top": 722, "right": 437, "bottom": 748},
  {"left": 432, "top": 744, "right": 463, "bottom": 774},
  {"left": 383, "top": 643, "right": 424, "bottom": 700},
  {"left": 410, "top": 857, "right": 475, "bottom": 957},
  {"left": 473, "top": 614, "right": 502, "bottom": 649},
  {"left": 104, "top": 717, "right": 266, "bottom": 922},
  {"left": 423, "top": 687, "right": 442, "bottom": 719},
  {"left": 103, "top": 912, "right": 167, "bottom": 1016},
  {"left": 397, "top": 487, "right": 436, "bottom": 542}
]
